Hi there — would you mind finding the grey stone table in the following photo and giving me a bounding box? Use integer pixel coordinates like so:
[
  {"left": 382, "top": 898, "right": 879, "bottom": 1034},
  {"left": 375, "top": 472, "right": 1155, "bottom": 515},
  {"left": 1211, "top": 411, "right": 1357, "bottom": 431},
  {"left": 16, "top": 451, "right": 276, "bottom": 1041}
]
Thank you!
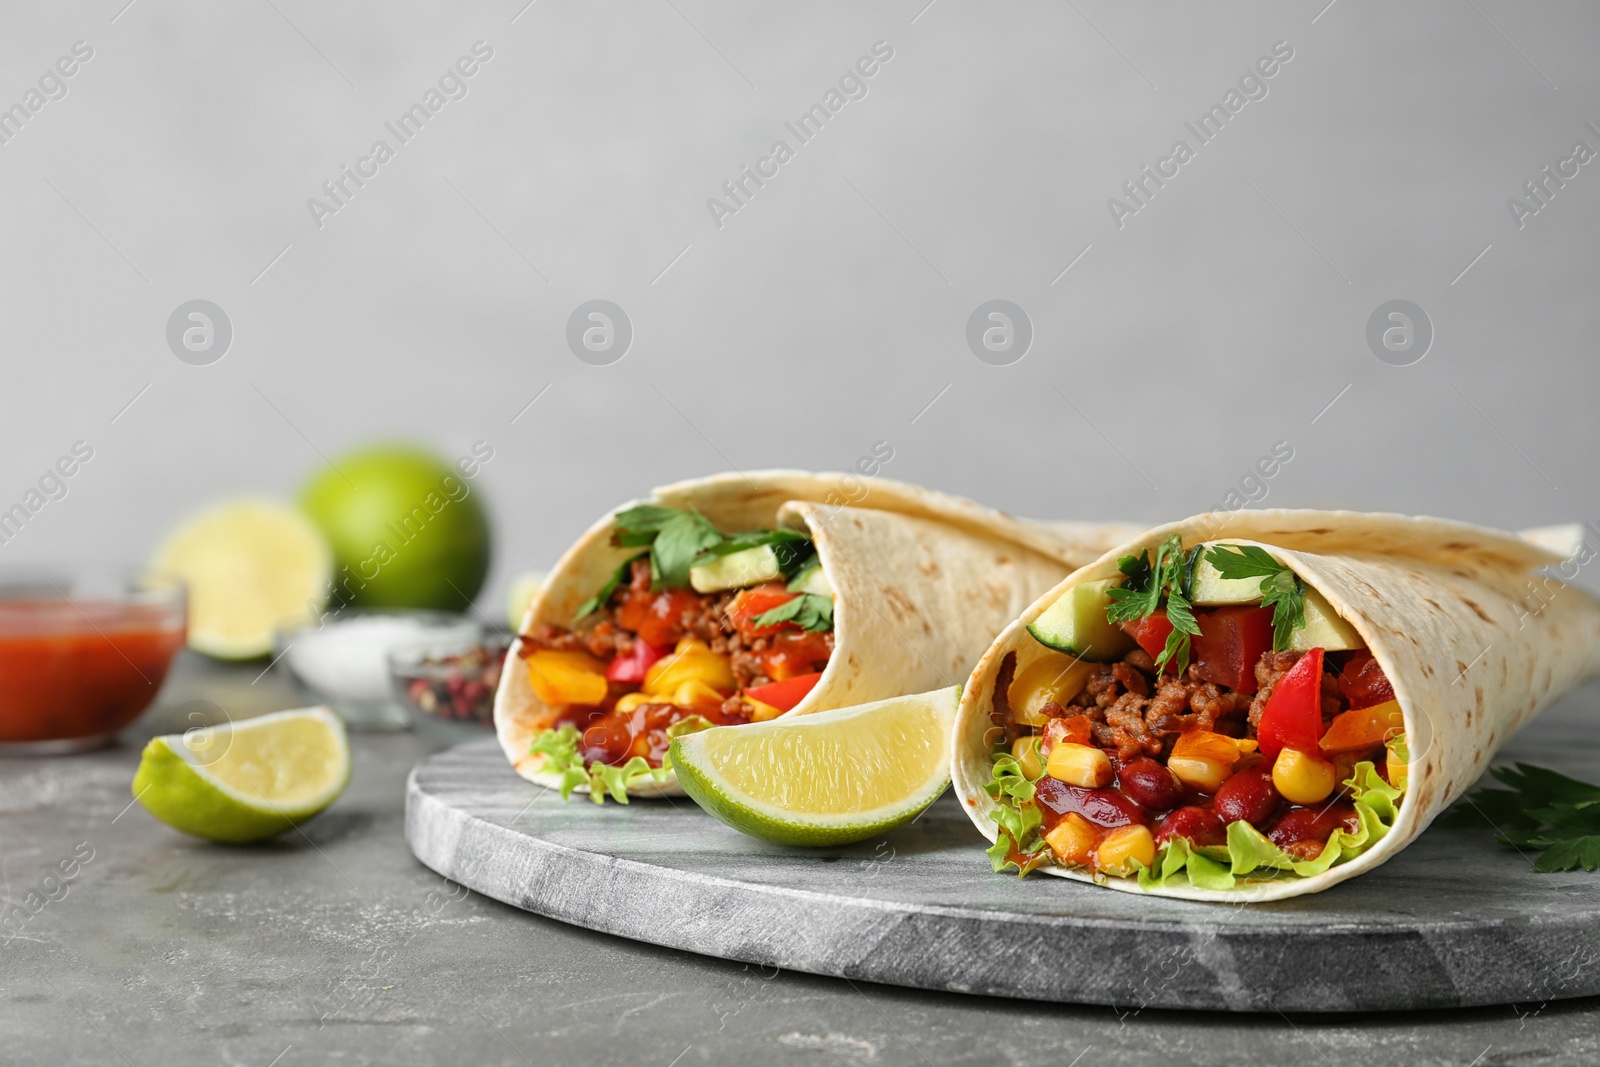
[{"left": 4, "top": 652, "right": 1600, "bottom": 1066}]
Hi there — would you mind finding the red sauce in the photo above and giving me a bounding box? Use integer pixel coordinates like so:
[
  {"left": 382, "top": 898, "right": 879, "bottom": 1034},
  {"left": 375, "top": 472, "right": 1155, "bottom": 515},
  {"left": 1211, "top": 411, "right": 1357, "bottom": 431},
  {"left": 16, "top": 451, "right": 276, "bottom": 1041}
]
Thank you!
[{"left": 0, "top": 600, "right": 185, "bottom": 744}]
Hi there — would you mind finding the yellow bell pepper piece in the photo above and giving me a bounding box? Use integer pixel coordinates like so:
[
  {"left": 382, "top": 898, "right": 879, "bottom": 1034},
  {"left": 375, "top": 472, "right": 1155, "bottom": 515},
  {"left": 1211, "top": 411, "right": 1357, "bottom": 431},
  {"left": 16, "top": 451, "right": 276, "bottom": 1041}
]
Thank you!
[
  {"left": 525, "top": 650, "right": 608, "bottom": 706},
  {"left": 644, "top": 639, "right": 736, "bottom": 695}
]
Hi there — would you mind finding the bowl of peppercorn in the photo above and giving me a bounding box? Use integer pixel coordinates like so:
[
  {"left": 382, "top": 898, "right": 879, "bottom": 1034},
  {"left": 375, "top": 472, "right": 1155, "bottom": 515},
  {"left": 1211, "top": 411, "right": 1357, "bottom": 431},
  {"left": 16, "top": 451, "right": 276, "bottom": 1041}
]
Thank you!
[{"left": 387, "top": 629, "right": 510, "bottom": 743}]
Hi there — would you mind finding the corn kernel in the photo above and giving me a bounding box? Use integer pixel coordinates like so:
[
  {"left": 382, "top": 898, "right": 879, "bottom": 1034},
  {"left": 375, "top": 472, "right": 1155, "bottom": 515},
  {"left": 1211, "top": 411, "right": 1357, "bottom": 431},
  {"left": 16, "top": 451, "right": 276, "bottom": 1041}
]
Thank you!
[
  {"left": 1095, "top": 823, "right": 1156, "bottom": 876},
  {"left": 745, "top": 697, "right": 784, "bottom": 722},
  {"left": 1008, "top": 654, "right": 1095, "bottom": 727},
  {"left": 1272, "top": 747, "right": 1338, "bottom": 805},
  {"left": 1044, "top": 813, "right": 1098, "bottom": 866},
  {"left": 1011, "top": 736, "right": 1044, "bottom": 779},
  {"left": 1386, "top": 748, "right": 1409, "bottom": 790},
  {"left": 672, "top": 680, "right": 726, "bottom": 709},
  {"left": 1046, "top": 742, "right": 1112, "bottom": 788},
  {"left": 1168, "top": 754, "right": 1232, "bottom": 793},
  {"left": 613, "top": 692, "right": 654, "bottom": 715}
]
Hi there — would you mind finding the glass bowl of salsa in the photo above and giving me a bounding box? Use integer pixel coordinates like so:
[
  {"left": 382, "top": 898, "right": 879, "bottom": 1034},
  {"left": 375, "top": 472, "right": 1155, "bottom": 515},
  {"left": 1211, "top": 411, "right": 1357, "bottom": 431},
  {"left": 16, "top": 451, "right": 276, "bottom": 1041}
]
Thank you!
[{"left": 0, "top": 572, "right": 187, "bottom": 753}]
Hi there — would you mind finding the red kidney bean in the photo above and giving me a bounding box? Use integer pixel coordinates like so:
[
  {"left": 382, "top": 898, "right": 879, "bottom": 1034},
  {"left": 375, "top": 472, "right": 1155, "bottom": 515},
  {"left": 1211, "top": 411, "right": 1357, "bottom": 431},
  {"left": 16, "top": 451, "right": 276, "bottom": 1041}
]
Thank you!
[
  {"left": 580, "top": 719, "right": 632, "bottom": 765},
  {"left": 1155, "top": 805, "right": 1227, "bottom": 847},
  {"left": 1267, "top": 802, "right": 1360, "bottom": 851},
  {"left": 1034, "top": 776, "right": 1145, "bottom": 829},
  {"left": 1116, "top": 757, "right": 1186, "bottom": 812},
  {"left": 1212, "top": 767, "right": 1280, "bottom": 828}
]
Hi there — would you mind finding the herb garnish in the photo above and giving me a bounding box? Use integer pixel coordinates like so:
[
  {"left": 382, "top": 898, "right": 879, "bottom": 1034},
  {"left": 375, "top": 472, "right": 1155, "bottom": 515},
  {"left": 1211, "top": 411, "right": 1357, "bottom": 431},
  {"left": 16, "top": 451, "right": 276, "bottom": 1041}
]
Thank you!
[
  {"left": 752, "top": 593, "right": 834, "bottom": 632},
  {"left": 611, "top": 505, "right": 724, "bottom": 590},
  {"left": 1202, "top": 544, "right": 1307, "bottom": 650},
  {"left": 1105, "top": 534, "right": 1200, "bottom": 676},
  {"left": 1443, "top": 763, "right": 1600, "bottom": 872},
  {"left": 575, "top": 553, "right": 645, "bottom": 621}
]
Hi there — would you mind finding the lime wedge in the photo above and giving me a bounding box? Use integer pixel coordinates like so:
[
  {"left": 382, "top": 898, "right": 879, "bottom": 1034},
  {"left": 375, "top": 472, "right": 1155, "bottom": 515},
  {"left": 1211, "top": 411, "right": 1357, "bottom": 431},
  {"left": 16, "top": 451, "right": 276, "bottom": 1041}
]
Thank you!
[
  {"left": 669, "top": 687, "right": 959, "bottom": 846},
  {"left": 152, "top": 498, "right": 332, "bottom": 659},
  {"left": 132, "top": 707, "right": 350, "bottom": 842}
]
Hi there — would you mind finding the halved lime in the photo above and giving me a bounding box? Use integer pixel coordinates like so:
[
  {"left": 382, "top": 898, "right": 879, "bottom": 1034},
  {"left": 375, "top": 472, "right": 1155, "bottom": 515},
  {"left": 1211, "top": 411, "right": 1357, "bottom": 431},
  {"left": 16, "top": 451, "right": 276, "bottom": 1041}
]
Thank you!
[
  {"left": 152, "top": 498, "right": 332, "bottom": 659},
  {"left": 132, "top": 707, "right": 351, "bottom": 842},
  {"left": 669, "top": 687, "right": 959, "bottom": 846}
]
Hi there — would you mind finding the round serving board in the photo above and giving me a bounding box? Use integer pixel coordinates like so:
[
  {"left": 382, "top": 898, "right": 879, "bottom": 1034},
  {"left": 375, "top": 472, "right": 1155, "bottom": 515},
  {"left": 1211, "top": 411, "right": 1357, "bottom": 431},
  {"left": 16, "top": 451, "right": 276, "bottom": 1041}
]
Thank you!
[{"left": 405, "top": 725, "right": 1600, "bottom": 1013}]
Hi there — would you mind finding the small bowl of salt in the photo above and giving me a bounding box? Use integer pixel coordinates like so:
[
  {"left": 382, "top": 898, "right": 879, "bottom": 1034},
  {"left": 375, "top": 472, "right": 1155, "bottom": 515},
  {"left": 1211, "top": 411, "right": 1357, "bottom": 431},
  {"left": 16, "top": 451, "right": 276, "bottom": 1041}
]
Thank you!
[{"left": 276, "top": 610, "right": 479, "bottom": 730}]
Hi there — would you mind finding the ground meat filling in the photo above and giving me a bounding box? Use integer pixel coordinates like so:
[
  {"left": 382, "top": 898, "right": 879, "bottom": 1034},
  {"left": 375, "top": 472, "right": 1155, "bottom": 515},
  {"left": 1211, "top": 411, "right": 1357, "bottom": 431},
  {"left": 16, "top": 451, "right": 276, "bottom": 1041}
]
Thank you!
[{"left": 1065, "top": 648, "right": 1255, "bottom": 762}]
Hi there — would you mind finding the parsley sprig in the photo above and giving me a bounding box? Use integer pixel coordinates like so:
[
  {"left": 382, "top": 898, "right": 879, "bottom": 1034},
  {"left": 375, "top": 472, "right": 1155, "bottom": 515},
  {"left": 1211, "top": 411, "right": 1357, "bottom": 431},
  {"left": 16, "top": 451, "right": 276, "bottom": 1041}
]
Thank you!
[
  {"left": 1443, "top": 763, "right": 1600, "bottom": 872},
  {"left": 1104, "top": 534, "right": 1201, "bottom": 676},
  {"left": 752, "top": 593, "right": 834, "bottom": 632},
  {"left": 1202, "top": 544, "right": 1307, "bottom": 651}
]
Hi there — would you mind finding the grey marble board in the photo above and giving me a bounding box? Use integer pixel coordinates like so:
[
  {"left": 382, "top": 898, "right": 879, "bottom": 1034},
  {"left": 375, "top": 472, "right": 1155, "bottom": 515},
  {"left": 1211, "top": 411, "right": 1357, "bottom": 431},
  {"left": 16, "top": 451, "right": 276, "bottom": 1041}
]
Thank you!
[{"left": 405, "top": 736, "right": 1600, "bottom": 1013}]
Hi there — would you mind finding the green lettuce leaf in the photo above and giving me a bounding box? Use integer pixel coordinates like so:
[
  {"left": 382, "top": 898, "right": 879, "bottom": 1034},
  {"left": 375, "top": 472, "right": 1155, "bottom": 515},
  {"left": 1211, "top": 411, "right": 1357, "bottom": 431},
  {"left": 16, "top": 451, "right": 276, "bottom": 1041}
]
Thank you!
[
  {"left": 528, "top": 724, "right": 708, "bottom": 805},
  {"left": 983, "top": 747, "right": 1051, "bottom": 876}
]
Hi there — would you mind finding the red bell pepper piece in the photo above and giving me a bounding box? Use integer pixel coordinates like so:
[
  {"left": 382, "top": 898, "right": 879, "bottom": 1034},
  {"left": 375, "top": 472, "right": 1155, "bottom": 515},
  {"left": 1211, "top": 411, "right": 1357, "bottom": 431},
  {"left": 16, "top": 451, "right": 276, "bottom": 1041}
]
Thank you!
[
  {"left": 1191, "top": 606, "right": 1274, "bottom": 694},
  {"left": 1256, "top": 647, "right": 1325, "bottom": 759},
  {"left": 604, "top": 639, "right": 670, "bottom": 684},
  {"left": 1124, "top": 613, "right": 1174, "bottom": 662},
  {"left": 743, "top": 671, "right": 823, "bottom": 713},
  {"left": 1338, "top": 651, "right": 1395, "bottom": 710},
  {"left": 726, "top": 583, "right": 799, "bottom": 638}
]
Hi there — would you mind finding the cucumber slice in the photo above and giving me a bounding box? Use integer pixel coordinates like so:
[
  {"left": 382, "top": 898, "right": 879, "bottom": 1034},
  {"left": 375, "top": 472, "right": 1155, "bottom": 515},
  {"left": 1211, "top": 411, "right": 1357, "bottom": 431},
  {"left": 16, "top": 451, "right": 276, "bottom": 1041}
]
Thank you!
[
  {"left": 1288, "top": 586, "right": 1363, "bottom": 651},
  {"left": 1026, "top": 578, "right": 1135, "bottom": 662},
  {"left": 788, "top": 557, "right": 832, "bottom": 597},
  {"left": 1189, "top": 552, "right": 1269, "bottom": 605},
  {"left": 689, "top": 545, "right": 783, "bottom": 593}
]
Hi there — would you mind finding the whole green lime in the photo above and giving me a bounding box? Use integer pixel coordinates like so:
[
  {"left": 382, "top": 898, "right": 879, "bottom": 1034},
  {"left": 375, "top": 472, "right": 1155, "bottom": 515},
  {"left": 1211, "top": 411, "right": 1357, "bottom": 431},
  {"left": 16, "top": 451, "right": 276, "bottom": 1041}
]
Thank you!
[{"left": 300, "top": 445, "right": 491, "bottom": 610}]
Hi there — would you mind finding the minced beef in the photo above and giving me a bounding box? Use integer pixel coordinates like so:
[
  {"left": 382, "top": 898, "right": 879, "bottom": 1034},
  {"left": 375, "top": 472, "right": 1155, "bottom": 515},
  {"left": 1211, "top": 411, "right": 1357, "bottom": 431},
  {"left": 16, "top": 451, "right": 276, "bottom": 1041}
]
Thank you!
[{"left": 1063, "top": 647, "right": 1318, "bottom": 762}]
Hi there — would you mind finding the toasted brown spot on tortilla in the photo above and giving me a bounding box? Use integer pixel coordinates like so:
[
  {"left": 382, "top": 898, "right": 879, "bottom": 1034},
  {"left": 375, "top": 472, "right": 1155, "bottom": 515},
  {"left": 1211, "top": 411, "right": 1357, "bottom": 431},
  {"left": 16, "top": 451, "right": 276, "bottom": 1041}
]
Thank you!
[
  {"left": 881, "top": 587, "right": 917, "bottom": 622},
  {"left": 1306, "top": 528, "right": 1332, "bottom": 535},
  {"left": 1443, "top": 541, "right": 1474, "bottom": 551},
  {"left": 1462, "top": 597, "right": 1493, "bottom": 623},
  {"left": 1421, "top": 663, "right": 1435, "bottom": 678},
  {"left": 918, "top": 558, "right": 940, "bottom": 577},
  {"left": 1424, "top": 597, "right": 1443, "bottom": 612},
  {"left": 1455, "top": 660, "right": 1469, "bottom": 677}
]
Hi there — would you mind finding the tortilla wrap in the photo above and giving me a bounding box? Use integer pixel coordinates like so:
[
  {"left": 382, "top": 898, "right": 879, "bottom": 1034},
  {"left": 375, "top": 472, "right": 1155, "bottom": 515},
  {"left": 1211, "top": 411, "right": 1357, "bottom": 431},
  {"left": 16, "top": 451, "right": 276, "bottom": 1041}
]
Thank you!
[
  {"left": 495, "top": 470, "right": 1139, "bottom": 796},
  {"left": 952, "top": 509, "right": 1600, "bottom": 901}
]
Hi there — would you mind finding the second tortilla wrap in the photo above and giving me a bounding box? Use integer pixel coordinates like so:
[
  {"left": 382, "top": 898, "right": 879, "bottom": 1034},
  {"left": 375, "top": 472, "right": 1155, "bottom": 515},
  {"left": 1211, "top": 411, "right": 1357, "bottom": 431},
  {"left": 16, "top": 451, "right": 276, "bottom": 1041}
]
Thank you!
[
  {"left": 496, "top": 470, "right": 1139, "bottom": 798},
  {"left": 952, "top": 509, "right": 1600, "bottom": 901}
]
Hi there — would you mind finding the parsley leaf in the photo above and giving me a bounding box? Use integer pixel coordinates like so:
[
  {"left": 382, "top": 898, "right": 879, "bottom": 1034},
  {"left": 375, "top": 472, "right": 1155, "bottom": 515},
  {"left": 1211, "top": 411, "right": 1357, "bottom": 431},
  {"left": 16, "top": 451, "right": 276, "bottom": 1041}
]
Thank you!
[
  {"left": 1203, "top": 544, "right": 1307, "bottom": 651},
  {"left": 1159, "top": 588, "right": 1201, "bottom": 676},
  {"left": 752, "top": 593, "right": 834, "bottom": 632},
  {"left": 573, "top": 553, "right": 645, "bottom": 621},
  {"left": 1104, "top": 535, "right": 1198, "bottom": 674},
  {"left": 1444, "top": 763, "right": 1600, "bottom": 872},
  {"left": 692, "top": 529, "right": 811, "bottom": 572},
  {"left": 611, "top": 505, "right": 723, "bottom": 589}
]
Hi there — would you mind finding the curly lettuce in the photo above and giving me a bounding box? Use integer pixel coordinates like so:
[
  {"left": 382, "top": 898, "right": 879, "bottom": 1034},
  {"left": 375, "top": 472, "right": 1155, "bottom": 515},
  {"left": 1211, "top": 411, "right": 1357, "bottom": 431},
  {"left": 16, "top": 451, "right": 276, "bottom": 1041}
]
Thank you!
[
  {"left": 982, "top": 743, "right": 1051, "bottom": 876},
  {"left": 528, "top": 717, "right": 715, "bottom": 804}
]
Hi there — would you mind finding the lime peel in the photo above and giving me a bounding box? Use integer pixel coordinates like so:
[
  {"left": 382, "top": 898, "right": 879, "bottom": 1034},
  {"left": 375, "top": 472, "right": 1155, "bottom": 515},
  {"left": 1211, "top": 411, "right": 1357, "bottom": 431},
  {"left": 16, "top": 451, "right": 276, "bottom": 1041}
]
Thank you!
[{"left": 669, "top": 686, "right": 959, "bottom": 847}]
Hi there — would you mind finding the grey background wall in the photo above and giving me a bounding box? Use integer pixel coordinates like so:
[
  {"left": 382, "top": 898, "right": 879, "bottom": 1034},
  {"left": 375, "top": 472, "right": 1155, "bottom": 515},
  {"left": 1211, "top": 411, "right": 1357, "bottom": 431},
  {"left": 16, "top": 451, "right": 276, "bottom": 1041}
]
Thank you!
[{"left": 1, "top": 1, "right": 1595, "bottom": 607}]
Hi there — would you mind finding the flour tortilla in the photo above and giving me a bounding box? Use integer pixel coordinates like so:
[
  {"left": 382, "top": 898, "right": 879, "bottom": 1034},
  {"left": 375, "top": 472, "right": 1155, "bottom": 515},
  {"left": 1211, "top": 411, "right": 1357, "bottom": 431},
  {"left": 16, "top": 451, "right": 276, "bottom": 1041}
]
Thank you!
[
  {"left": 951, "top": 509, "right": 1600, "bottom": 902},
  {"left": 495, "top": 471, "right": 1137, "bottom": 796}
]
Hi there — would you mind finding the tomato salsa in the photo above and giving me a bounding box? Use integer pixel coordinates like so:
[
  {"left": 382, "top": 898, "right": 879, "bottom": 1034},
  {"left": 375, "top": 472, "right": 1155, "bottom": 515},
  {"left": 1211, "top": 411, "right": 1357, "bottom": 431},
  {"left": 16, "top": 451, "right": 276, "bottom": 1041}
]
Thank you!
[
  {"left": 0, "top": 595, "right": 186, "bottom": 748},
  {"left": 520, "top": 505, "right": 836, "bottom": 774}
]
